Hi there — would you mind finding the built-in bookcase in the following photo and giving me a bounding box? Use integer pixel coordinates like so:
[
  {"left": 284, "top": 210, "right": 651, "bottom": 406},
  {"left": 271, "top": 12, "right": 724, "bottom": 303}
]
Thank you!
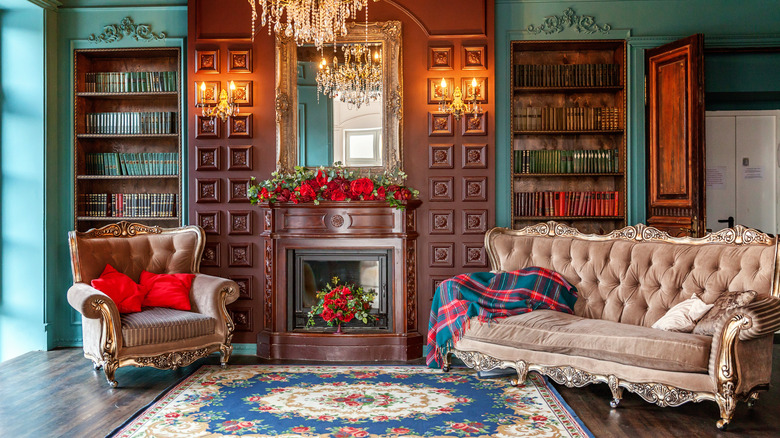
[
  {"left": 510, "top": 40, "right": 627, "bottom": 233},
  {"left": 73, "top": 47, "right": 183, "bottom": 232}
]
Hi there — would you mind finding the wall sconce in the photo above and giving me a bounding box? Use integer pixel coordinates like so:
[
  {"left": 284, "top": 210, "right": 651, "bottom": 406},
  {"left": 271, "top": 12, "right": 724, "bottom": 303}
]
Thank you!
[
  {"left": 438, "top": 77, "right": 482, "bottom": 121},
  {"left": 196, "top": 81, "right": 237, "bottom": 122}
]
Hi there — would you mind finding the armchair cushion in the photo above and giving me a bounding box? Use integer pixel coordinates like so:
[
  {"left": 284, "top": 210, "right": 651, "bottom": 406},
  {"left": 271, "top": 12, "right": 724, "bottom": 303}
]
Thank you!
[
  {"left": 693, "top": 290, "right": 757, "bottom": 336},
  {"left": 140, "top": 271, "right": 195, "bottom": 311},
  {"left": 121, "top": 307, "right": 216, "bottom": 347},
  {"left": 90, "top": 264, "right": 146, "bottom": 313}
]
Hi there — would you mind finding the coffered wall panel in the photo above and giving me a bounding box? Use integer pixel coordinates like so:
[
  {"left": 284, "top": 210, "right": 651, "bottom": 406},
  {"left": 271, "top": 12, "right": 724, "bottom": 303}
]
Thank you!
[{"left": 188, "top": 0, "right": 495, "bottom": 347}]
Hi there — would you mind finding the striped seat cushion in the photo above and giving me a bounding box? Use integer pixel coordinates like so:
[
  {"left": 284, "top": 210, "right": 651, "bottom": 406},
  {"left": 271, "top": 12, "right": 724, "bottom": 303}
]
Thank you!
[{"left": 121, "top": 307, "right": 216, "bottom": 347}]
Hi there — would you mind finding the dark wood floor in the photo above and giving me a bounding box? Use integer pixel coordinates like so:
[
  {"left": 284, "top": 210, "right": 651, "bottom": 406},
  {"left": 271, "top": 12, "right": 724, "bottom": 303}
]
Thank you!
[{"left": 1, "top": 347, "right": 779, "bottom": 437}]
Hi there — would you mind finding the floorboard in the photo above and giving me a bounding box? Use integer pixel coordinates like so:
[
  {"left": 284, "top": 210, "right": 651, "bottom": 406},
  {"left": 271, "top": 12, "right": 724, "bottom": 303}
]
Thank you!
[{"left": 0, "top": 347, "right": 778, "bottom": 437}]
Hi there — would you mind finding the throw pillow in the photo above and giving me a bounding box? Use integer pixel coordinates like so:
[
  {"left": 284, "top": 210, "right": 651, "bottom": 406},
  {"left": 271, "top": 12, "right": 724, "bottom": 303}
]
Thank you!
[
  {"left": 140, "top": 271, "right": 195, "bottom": 311},
  {"left": 90, "top": 264, "right": 146, "bottom": 313},
  {"left": 651, "top": 295, "right": 713, "bottom": 332},
  {"left": 692, "top": 290, "right": 758, "bottom": 336}
]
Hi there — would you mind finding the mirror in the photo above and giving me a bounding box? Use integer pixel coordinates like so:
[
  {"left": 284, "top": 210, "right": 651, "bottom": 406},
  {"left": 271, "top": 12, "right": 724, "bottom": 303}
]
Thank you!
[{"left": 275, "top": 21, "right": 402, "bottom": 175}]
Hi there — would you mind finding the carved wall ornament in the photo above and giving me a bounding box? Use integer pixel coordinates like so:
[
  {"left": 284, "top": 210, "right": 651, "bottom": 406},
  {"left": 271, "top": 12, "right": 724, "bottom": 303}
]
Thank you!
[
  {"left": 527, "top": 7, "right": 611, "bottom": 35},
  {"left": 88, "top": 17, "right": 166, "bottom": 44}
]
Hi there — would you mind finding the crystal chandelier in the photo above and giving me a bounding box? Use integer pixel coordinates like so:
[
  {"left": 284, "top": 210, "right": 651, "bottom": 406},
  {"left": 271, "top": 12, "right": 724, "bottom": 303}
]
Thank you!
[
  {"left": 316, "top": 43, "right": 382, "bottom": 109},
  {"left": 247, "top": 0, "right": 375, "bottom": 50}
]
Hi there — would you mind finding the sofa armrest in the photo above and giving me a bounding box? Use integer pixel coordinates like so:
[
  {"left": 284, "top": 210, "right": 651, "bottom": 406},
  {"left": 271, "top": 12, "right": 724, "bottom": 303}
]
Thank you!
[
  {"left": 190, "top": 273, "right": 239, "bottom": 319},
  {"left": 735, "top": 297, "right": 780, "bottom": 341},
  {"left": 67, "top": 282, "right": 120, "bottom": 320}
]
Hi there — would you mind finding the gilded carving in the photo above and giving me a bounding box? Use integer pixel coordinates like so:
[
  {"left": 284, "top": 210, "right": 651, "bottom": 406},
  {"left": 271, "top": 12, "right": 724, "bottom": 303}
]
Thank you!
[
  {"left": 628, "top": 382, "right": 702, "bottom": 407},
  {"left": 264, "top": 240, "right": 274, "bottom": 331},
  {"left": 543, "top": 366, "right": 598, "bottom": 387},
  {"left": 134, "top": 348, "right": 212, "bottom": 369},
  {"left": 88, "top": 17, "right": 166, "bottom": 44},
  {"left": 81, "top": 221, "right": 162, "bottom": 238},
  {"left": 527, "top": 7, "right": 611, "bottom": 35},
  {"left": 406, "top": 241, "right": 417, "bottom": 329}
]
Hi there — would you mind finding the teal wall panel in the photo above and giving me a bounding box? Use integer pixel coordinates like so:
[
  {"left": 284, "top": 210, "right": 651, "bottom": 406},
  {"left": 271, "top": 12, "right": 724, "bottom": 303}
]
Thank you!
[
  {"left": 495, "top": 0, "right": 780, "bottom": 228},
  {"left": 0, "top": 0, "right": 48, "bottom": 361}
]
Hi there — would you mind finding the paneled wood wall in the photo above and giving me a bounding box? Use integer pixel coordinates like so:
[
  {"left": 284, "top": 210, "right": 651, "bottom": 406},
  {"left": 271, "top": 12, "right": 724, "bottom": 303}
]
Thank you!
[{"left": 187, "top": 0, "right": 496, "bottom": 347}]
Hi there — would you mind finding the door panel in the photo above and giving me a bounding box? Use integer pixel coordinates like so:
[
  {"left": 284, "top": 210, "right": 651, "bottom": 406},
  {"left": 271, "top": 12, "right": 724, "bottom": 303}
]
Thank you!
[
  {"left": 646, "top": 34, "right": 705, "bottom": 236},
  {"left": 736, "top": 115, "right": 776, "bottom": 233},
  {"left": 704, "top": 115, "right": 736, "bottom": 232}
]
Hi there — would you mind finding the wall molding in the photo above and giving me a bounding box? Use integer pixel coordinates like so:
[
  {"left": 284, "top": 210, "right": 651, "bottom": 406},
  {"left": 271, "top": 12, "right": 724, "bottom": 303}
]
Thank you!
[
  {"left": 382, "top": 0, "right": 488, "bottom": 38},
  {"left": 527, "top": 7, "right": 612, "bottom": 35},
  {"left": 88, "top": 16, "right": 166, "bottom": 43},
  {"left": 28, "top": 0, "right": 63, "bottom": 11}
]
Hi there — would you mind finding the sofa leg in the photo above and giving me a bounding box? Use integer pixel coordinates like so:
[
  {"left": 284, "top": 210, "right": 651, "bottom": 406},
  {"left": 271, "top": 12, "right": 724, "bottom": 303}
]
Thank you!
[
  {"left": 92, "top": 361, "right": 103, "bottom": 371},
  {"left": 103, "top": 361, "right": 119, "bottom": 388},
  {"left": 219, "top": 344, "right": 233, "bottom": 369},
  {"left": 510, "top": 360, "right": 528, "bottom": 386},
  {"left": 716, "top": 390, "right": 736, "bottom": 430},
  {"left": 747, "top": 391, "right": 760, "bottom": 408},
  {"left": 608, "top": 375, "right": 623, "bottom": 408},
  {"left": 441, "top": 352, "right": 451, "bottom": 372}
]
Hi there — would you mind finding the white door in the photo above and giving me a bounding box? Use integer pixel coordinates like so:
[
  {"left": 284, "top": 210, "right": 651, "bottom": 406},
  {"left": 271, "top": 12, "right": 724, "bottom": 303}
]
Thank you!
[{"left": 706, "top": 111, "right": 779, "bottom": 234}]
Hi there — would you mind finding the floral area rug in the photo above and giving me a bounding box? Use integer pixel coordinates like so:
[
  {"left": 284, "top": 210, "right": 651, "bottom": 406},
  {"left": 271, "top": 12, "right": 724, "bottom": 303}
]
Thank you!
[{"left": 110, "top": 365, "right": 592, "bottom": 438}]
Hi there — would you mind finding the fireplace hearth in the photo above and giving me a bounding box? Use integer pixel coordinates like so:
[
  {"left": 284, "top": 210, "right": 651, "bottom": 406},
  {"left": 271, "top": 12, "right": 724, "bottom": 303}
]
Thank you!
[{"left": 258, "top": 200, "right": 422, "bottom": 361}]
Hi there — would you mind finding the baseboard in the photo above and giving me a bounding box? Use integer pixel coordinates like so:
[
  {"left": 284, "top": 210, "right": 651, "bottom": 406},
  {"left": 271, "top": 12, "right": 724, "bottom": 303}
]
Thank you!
[
  {"left": 231, "top": 343, "right": 257, "bottom": 355},
  {"left": 774, "top": 333, "right": 780, "bottom": 344}
]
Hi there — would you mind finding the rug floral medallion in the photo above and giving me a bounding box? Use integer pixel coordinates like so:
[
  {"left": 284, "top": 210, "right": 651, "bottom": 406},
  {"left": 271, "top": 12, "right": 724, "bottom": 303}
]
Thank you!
[{"left": 112, "top": 365, "right": 592, "bottom": 438}]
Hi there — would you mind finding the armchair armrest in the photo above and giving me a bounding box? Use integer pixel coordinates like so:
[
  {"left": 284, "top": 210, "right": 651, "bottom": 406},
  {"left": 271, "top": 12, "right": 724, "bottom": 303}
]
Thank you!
[
  {"left": 736, "top": 297, "right": 780, "bottom": 341},
  {"left": 67, "top": 282, "right": 120, "bottom": 320},
  {"left": 190, "top": 273, "right": 239, "bottom": 319}
]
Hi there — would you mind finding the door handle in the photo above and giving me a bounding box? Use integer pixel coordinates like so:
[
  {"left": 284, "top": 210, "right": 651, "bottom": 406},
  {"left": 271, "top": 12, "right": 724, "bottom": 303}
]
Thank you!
[{"left": 717, "top": 216, "right": 735, "bottom": 229}]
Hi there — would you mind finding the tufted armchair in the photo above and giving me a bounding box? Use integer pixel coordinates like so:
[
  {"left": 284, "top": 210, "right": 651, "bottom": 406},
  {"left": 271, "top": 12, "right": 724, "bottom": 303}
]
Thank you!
[{"left": 67, "top": 221, "right": 239, "bottom": 387}]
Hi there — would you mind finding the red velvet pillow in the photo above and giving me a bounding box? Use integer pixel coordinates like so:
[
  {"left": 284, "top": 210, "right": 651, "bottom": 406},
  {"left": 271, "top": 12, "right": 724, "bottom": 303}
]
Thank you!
[
  {"left": 140, "top": 271, "right": 195, "bottom": 311},
  {"left": 90, "top": 264, "right": 147, "bottom": 313}
]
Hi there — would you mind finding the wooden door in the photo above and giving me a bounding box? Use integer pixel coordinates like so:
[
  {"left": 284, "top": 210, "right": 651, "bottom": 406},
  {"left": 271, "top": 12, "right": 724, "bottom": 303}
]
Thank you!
[{"left": 646, "top": 34, "right": 705, "bottom": 237}]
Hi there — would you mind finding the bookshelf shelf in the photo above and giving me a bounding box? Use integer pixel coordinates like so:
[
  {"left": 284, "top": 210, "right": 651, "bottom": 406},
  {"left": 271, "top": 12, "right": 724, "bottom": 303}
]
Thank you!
[
  {"left": 514, "top": 216, "right": 624, "bottom": 221},
  {"left": 514, "top": 172, "right": 624, "bottom": 177},
  {"left": 73, "top": 47, "right": 183, "bottom": 232},
  {"left": 77, "top": 175, "right": 179, "bottom": 180},
  {"left": 513, "top": 130, "right": 623, "bottom": 135},
  {"left": 510, "top": 40, "right": 627, "bottom": 235},
  {"left": 513, "top": 86, "right": 623, "bottom": 92},
  {"left": 77, "top": 133, "right": 178, "bottom": 139},
  {"left": 78, "top": 216, "right": 180, "bottom": 221},
  {"left": 76, "top": 91, "right": 178, "bottom": 99}
]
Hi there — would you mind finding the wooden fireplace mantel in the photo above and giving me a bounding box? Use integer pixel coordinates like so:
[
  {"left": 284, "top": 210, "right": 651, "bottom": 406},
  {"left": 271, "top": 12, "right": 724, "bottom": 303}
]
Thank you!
[{"left": 257, "top": 200, "right": 423, "bottom": 361}]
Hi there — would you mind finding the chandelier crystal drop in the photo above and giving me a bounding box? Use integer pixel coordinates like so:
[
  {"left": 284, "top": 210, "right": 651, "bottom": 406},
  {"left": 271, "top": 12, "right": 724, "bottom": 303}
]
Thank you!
[
  {"left": 316, "top": 43, "right": 382, "bottom": 109},
  {"left": 247, "top": 0, "right": 374, "bottom": 50}
]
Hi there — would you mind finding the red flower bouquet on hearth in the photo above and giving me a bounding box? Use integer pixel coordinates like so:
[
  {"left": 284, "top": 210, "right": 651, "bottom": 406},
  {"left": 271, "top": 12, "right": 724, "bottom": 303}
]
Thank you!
[
  {"left": 247, "top": 164, "right": 418, "bottom": 210},
  {"left": 307, "top": 277, "right": 377, "bottom": 333}
]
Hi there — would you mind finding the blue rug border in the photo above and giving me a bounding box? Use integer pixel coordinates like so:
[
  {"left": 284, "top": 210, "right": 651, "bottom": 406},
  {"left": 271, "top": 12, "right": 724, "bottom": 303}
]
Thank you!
[{"left": 108, "top": 363, "right": 594, "bottom": 438}]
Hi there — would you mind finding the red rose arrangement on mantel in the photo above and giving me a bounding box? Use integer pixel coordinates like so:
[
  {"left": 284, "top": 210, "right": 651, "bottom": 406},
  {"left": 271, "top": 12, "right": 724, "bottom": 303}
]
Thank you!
[
  {"left": 247, "top": 164, "right": 419, "bottom": 209},
  {"left": 306, "top": 277, "right": 377, "bottom": 333}
]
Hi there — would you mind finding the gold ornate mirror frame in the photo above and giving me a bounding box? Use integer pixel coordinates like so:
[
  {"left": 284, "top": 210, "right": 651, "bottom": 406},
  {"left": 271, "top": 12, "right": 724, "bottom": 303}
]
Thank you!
[{"left": 274, "top": 20, "right": 403, "bottom": 175}]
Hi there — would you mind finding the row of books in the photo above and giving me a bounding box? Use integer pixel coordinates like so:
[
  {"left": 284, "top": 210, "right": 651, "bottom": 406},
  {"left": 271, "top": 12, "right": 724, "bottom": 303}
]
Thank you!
[
  {"left": 85, "top": 111, "right": 178, "bottom": 135},
  {"left": 80, "top": 193, "right": 177, "bottom": 218},
  {"left": 85, "top": 153, "right": 179, "bottom": 176},
  {"left": 513, "top": 149, "right": 619, "bottom": 174},
  {"left": 514, "top": 191, "right": 620, "bottom": 217},
  {"left": 513, "top": 64, "right": 620, "bottom": 88},
  {"left": 84, "top": 71, "right": 177, "bottom": 93},
  {"left": 513, "top": 107, "right": 620, "bottom": 131}
]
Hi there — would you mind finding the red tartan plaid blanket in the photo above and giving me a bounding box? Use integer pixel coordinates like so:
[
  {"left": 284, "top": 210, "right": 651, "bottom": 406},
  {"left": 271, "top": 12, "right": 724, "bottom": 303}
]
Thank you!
[{"left": 426, "top": 267, "right": 578, "bottom": 367}]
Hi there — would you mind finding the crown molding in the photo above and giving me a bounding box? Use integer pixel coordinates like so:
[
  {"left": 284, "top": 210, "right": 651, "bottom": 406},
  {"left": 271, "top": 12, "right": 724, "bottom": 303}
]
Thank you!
[{"left": 27, "top": 0, "right": 62, "bottom": 10}]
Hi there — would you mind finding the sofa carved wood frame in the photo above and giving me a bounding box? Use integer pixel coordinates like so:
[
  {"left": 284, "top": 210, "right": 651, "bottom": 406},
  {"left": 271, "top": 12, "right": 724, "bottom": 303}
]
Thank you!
[
  {"left": 67, "top": 221, "right": 238, "bottom": 387},
  {"left": 441, "top": 221, "right": 780, "bottom": 430}
]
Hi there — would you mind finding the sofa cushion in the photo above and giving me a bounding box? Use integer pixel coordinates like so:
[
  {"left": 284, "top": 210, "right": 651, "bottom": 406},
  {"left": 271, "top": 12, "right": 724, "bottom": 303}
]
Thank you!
[
  {"left": 651, "top": 295, "right": 713, "bottom": 332},
  {"left": 461, "top": 310, "right": 712, "bottom": 373},
  {"left": 693, "top": 290, "right": 757, "bottom": 336},
  {"left": 121, "top": 307, "right": 215, "bottom": 347}
]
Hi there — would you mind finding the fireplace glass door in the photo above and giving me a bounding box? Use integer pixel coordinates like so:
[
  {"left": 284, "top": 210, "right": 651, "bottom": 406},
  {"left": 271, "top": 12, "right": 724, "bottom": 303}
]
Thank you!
[{"left": 289, "top": 249, "right": 392, "bottom": 331}]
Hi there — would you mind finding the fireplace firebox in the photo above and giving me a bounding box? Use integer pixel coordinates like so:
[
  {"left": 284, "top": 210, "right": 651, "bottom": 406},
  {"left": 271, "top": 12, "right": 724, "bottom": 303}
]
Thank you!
[
  {"left": 289, "top": 249, "right": 392, "bottom": 331},
  {"left": 258, "top": 200, "right": 422, "bottom": 361}
]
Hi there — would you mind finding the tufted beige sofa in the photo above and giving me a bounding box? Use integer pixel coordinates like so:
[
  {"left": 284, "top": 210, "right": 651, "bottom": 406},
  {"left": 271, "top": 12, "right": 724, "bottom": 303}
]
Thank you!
[
  {"left": 67, "top": 221, "right": 239, "bottom": 387},
  {"left": 443, "top": 222, "right": 780, "bottom": 429}
]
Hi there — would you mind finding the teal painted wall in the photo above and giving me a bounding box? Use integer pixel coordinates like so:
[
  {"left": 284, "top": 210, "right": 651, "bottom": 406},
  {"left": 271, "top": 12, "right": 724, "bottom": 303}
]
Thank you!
[
  {"left": 0, "top": 0, "right": 50, "bottom": 361},
  {"left": 297, "top": 61, "right": 333, "bottom": 167},
  {"left": 495, "top": 0, "right": 780, "bottom": 228},
  {"left": 43, "top": 2, "right": 187, "bottom": 354}
]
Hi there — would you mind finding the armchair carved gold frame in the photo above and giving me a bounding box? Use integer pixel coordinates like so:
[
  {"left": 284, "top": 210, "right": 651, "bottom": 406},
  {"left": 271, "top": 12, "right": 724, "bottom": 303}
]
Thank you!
[
  {"left": 441, "top": 222, "right": 780, "bottom": 430},
  {"left": 68, "top": 221, "right": 238, "bottom": 387}
]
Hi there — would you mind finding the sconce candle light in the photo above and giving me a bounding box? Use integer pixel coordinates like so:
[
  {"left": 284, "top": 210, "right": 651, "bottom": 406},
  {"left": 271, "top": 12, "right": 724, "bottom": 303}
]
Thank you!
[
  {"left": 196, "top": 81, "right": 238, "bottom": 122},
  {"left": 438, "top": 77, "right": 482, "bottom": 121}
]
